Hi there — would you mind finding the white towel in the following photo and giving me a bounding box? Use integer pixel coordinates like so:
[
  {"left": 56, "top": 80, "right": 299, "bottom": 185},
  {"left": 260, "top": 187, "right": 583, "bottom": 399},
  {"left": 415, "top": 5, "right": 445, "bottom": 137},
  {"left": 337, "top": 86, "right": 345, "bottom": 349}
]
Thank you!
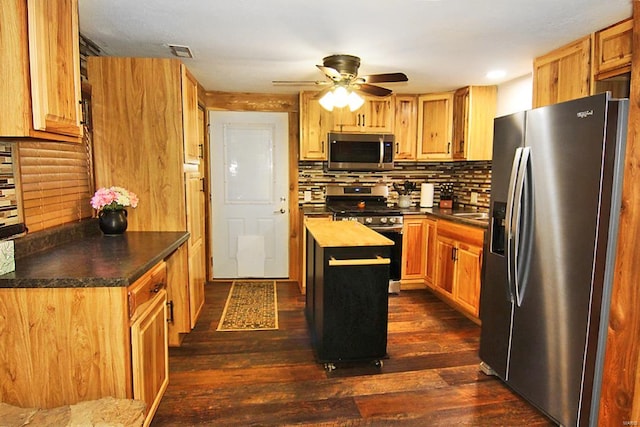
[{"left": 237, "top": 235, "right": 265, "bottom": 277}]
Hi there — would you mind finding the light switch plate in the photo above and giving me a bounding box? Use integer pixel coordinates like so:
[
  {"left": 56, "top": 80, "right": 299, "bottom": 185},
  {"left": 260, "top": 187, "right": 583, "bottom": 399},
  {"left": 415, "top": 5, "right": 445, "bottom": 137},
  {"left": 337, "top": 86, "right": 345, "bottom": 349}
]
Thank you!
[
  {"left": 304, "top": 191, "right": 312, "bottom": 202},
  {"left": 470, "top": 192, "right": 478, "bottom": 204}
]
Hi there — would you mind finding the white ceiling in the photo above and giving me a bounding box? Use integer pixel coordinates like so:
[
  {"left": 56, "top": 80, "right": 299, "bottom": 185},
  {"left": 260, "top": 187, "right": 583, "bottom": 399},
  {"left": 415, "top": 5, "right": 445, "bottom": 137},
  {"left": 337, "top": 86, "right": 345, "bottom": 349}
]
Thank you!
[{"left": 78, "top": 0, "right": 633, "bottom": 95}]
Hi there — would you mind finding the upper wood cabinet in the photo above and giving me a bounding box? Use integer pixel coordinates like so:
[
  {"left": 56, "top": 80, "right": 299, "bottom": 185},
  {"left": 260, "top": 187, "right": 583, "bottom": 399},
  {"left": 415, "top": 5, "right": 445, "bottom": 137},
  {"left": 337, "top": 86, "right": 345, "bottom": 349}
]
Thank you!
[
  {"left": 532, "top": 36, "right": 592, "bottom": 108},
  {"left": 417, "top": 92, "right": 454, "bottom": 160},
  {"left": 299, "top": 91, "right": 333, "bottom": 160},
  {"left": 451, "top": 86, "right": 497, "bottom": 161},
  {"left": 334, "top": 96, "right": 394, "bottom": 133},
  {"left": 182, "top": 68, "right": 201, "bottom": 164},
  {"left": 594, "top": 18, "right": 633, "bottom": 79},
  {"left": 0, "top": 0, "right": 83, "bottom": 142},
  {"left": 394, "top": 95, "right": 418, "bottom": 161},
  {"left": 88, "top": 57, "right": 206, "bottom": 346}
]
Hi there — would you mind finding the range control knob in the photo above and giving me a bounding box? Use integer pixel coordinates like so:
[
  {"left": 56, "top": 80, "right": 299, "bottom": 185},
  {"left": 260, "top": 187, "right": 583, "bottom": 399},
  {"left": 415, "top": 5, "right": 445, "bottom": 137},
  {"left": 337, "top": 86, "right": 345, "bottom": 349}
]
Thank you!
[
  {"left": 380, "top": 217, "right": 388, "bottom": 224},
  {"left": 389, "top": 217, "right": 397, "bottom": 224},
  {"left": 364, "top": 217, "right": 373, "bottom": 224}
]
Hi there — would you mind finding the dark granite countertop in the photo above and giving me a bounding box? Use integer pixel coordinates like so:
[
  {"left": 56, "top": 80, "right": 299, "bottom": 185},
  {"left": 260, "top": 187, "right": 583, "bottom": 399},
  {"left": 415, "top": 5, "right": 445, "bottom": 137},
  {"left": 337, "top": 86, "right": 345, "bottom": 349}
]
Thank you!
[
  {"left": 300, "top": 204, "right": 489, "bottom": 228},
  {"left": 399, "top": 206, "right": 489, "bottom": 228},
  {"left": 0, "top": 231, "right": 189, "bottom": 288}
]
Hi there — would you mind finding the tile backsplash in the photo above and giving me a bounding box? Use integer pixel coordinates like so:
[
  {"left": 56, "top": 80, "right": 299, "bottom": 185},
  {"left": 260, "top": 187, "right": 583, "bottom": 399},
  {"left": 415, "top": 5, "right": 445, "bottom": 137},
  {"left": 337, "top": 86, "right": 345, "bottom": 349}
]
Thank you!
[{"left": 298, "top": 161, "right": 492, "bottom": 208}]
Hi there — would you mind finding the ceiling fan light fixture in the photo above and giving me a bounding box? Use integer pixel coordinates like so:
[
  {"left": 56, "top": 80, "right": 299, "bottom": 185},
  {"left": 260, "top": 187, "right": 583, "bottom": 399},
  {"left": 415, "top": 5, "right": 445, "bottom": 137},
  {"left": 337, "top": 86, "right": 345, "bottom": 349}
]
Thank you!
[
  {"left": 332, "top": 86, "right": 350, "bottom": 108},
  {"left": 319, "top": 91, "right": 335, "bottom": 111},
  {"left": 347, "top": 91, "right": 364, "bottom": 112},
  {"left": 319, "top": 86, "right": 364, "bottom": 112}
]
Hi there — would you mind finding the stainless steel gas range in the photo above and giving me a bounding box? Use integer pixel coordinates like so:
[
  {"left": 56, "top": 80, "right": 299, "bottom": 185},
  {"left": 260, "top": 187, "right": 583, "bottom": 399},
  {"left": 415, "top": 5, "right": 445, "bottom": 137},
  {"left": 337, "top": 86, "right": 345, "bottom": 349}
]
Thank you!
[{"left": 325, "top": 184, "right": 403, "bottom": 293}]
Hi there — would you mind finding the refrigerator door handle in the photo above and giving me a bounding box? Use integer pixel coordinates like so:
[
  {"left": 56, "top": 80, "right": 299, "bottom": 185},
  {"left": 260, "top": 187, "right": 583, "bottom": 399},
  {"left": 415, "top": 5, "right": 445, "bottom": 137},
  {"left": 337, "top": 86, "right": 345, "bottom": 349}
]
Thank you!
[
  {"left": 511, "top": 147, "right": 531, "bottom": 307},
  {"left": 505, "top": 147, "right": 523, "bottom": 302}
]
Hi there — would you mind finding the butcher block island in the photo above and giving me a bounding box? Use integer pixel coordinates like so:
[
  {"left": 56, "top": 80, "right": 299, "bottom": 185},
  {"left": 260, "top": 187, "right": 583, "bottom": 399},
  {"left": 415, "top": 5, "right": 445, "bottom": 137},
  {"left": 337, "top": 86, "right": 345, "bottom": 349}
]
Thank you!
[
  {"left": 0, "top": 230, "right": 189, "bottom": 427},
  {"left": 305, "top": 221, "right": 394, "bottom": 370}
]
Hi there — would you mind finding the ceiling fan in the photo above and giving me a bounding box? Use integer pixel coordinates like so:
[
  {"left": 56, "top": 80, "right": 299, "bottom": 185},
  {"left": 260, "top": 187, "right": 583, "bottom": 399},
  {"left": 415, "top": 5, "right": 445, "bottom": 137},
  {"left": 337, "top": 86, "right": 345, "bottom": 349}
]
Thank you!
[{"left": 273, "top": 54, "right": 408, "bottom": 111}]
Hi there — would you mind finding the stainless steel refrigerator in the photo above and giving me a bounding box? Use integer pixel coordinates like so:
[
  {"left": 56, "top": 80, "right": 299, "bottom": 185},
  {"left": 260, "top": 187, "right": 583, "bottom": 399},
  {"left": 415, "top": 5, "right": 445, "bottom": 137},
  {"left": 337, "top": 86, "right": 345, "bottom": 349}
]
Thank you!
[{"left": 479, "top": 93, "right": 628, "bottom": 426}]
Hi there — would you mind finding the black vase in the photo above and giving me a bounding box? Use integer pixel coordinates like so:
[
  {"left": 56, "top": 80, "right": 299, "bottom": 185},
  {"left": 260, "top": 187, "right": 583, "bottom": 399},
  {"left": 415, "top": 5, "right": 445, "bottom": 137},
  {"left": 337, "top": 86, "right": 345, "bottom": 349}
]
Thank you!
[{"left": 99, "top": 209, "right": 128, "bottom": 235}]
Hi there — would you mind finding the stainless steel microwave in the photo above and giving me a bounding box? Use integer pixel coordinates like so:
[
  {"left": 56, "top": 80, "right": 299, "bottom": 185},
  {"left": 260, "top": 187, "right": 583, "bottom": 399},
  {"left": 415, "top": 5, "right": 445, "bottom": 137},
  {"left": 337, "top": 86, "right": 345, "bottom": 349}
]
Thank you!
[{"left": 327, "top": 133, "right": 394, "bottom": 171}]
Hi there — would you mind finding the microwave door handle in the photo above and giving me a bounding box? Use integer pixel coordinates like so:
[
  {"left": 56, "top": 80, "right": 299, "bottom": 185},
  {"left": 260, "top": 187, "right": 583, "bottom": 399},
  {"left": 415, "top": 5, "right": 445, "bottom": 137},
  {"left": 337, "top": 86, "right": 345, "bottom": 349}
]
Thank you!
[{"left": 379, "top": 138, "right": 384, "bottom": 166}]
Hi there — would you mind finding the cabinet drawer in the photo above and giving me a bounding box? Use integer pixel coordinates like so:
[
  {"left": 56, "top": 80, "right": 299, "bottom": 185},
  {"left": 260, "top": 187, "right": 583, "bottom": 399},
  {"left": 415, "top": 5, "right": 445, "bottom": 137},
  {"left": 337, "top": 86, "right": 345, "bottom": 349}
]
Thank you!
[{"left": 129, "top": 261, "right": 167, "bottom": 320}]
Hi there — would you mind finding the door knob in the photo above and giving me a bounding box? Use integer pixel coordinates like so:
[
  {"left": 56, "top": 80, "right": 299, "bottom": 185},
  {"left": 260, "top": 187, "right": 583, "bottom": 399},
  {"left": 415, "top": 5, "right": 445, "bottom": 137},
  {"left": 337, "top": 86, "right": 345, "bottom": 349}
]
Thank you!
[{"left": 274, "top": 208, "right": 286, "bottom": 214}]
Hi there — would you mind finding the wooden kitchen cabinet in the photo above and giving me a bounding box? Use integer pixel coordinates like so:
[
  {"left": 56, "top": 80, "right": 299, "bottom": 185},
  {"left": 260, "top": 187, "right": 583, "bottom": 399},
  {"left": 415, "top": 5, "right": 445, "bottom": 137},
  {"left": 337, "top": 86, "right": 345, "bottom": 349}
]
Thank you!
[
  {"left": 185, "top": 167, "right": 206, "bottom": 327},
  {"left": 433, "top": 220, "right": 484, "bottom": 321},
  {"left": 451, "top": 86, "right": 497, "bottom": 161},
  {"left": 423, "top": 218, "right": 437, "bottom": 286},
  {"left": 300, "top": 91, "right": 334, "bottom": 160},
  {"left": 129, "top": 262, "right": 169, "bottom": 426},
  {"left": 0, "top": 261, "right": 169, "bottom": 426},
  {"left": 0, "top": 0, "right": 82, "bottom": 142},
  {"left": 89, "top": 57, "right": 206, "bottom": 346},
  {"left": 334, "top": 95, "right": 394, "bottom": 133},
  {"left": 417, "top": 92, "right": 454, "bottom": 160},
  {"left": 593, "top": 18, "right": 633, "bottom": 80},
  {"left": 532, "top": 36, "right": 591, "bottom": 108},
  {"left": 182, "top": 68, "right": 201, "bottom": 164},
  {"left": 394, "top": 95, "right": 418, "bottom": 160},
  {"left": 401, "top": 217, "right": 427, "bottom": 282}
]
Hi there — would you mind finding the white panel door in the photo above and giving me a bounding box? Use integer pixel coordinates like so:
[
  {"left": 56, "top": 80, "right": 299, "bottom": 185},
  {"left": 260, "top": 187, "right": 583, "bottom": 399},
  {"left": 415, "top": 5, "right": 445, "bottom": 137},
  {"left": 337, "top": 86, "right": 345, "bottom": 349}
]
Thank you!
[{"left": 209, "top": 111, "right": 289, "bottom": 278}]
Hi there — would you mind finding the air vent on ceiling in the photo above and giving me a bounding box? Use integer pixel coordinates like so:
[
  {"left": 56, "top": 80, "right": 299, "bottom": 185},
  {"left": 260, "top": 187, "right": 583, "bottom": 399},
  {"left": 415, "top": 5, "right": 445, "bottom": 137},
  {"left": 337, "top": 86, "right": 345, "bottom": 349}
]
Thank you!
[{"left": 168, "top": 44, "right": 193, "bottom": 59}]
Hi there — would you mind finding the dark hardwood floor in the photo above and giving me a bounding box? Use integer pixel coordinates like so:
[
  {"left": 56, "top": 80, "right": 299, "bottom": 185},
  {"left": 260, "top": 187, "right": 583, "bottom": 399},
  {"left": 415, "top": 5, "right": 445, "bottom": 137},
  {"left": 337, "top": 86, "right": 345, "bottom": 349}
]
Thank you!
[{"left": 151, "top": 282, "right": 553, "bottom": 426}]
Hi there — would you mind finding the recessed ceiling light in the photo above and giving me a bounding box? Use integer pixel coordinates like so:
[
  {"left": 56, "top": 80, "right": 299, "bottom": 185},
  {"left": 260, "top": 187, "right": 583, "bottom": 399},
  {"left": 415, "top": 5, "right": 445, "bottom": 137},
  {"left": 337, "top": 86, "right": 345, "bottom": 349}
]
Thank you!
[
  {"left": 487, "top": 70, "right": 506, "bottom": 80},
  {"left": 168, "top": 44, "right": 193, "bottom": 59}
]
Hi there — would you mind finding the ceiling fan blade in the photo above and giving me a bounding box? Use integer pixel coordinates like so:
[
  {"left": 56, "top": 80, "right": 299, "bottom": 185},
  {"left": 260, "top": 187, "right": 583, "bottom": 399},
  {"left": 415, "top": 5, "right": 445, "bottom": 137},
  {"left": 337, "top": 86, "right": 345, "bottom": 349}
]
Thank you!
[
  {"left": 361, "top": 72, "right": 408, "bottom": 84},
  {"left": 272, "top": 80, "right": 330, "bottom": 86},
  {"left": 357, "top": 84, "right": 392, "bottom": 97},
  {"left": 316, "top": 65, "right": 342, "bottom": 81},
  {"left": 312, "top": 86, "right": 333, "bottom": 100}
]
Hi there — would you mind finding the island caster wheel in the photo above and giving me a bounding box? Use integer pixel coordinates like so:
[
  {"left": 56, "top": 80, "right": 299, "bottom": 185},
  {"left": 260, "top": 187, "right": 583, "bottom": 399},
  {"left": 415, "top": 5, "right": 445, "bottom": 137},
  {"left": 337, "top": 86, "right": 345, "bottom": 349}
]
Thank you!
[
  {"left": 324, "top": 363, "right": 336, "bottom": 372},
  {"left": 373, "top": 360, "right": 383, "bottom": 368}
]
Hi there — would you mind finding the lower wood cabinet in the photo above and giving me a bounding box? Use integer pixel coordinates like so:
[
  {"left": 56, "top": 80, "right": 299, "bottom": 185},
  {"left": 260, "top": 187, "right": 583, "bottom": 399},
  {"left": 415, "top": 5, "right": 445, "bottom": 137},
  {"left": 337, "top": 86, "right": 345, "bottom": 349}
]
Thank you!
[
  {"left": 401, "top": 217, "right": 427, "bottom": 282},
  {"left": 0, "top": 260, "right": 170, "bottom": 427},
  {"left": 432, "top": 220, "right": 484, "bottom": 321},
  {"left": 400, "top": 215, "right": 484, "bottom": 322}
]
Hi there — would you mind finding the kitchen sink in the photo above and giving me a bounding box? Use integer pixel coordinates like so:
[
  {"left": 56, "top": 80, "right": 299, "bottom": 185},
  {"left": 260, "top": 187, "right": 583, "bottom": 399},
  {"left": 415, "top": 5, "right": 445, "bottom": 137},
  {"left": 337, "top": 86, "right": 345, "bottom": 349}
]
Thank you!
[{"left": 452, "top": 212, "right": 490, "bottom": 220}]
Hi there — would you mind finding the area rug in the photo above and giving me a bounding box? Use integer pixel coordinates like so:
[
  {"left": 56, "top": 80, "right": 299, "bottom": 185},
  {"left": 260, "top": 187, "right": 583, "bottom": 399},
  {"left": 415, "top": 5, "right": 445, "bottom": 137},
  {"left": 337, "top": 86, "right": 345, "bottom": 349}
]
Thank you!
[{"left": 216, "top": 280, "right": 279, "bottom": 331}]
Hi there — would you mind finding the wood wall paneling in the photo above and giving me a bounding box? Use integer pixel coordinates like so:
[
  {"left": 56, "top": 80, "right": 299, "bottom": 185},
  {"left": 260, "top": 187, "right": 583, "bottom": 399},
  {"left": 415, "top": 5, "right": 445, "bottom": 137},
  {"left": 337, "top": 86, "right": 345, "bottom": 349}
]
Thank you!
[{"left": 599, "top": 4, "right": 640, "bottom": 425}]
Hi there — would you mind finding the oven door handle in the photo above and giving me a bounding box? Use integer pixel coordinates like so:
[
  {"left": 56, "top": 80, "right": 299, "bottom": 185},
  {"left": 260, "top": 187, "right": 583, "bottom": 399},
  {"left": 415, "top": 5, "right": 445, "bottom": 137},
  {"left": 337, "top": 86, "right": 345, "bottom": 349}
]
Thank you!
[{"left": 369, "top": 226, "right": 403, "bottom": 233}]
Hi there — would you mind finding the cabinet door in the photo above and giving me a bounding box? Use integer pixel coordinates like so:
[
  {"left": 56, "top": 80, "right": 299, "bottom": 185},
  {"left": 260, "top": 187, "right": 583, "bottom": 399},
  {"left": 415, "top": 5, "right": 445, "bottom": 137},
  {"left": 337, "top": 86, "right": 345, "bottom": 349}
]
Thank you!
[
  {"left": 182, "top": 67, "right": 200, "bottom": 164},
  {"left": 333, "top": 96, "right": 394, "bottom": 133},
  {"left": 453, "top": 242, "right": 483, "bottom": 316},
  {"left": 451, "top": 86, "right": 497, "bottom": 161},
  {"left": 300, "top": 92, "right": 333, "bottom": 160},
  {"left": 451, "top": 87, "right": 470, "bottom": 160},
  {"left": 130, "top": 289, "right": 169, "bottom": 424},
  {"left": 594, "top": 18, "right": 633, "bottom": 79},
  {"left": 533, "top": 36, "right": 591, "bottom": 108},
  {"left": 417, "top": 93, "right": 453, "bottom": 160},
  {"left": 435, "top": 235, "right": 455, "bottom": 295},
  {"left": 401, "top": 218, "right": 426, "bottom": 279},
  {"left": 394, "top": 95, "right": 417, "bottom": 160},
  {"left": 423, "top": 219, "right": 437, "bottom": 286},
  {"left": 186, "top": 170, "right": 206, "bottom": 327},
  {"left": 27, "top": 0, "right": 82, "bottom": 138}
]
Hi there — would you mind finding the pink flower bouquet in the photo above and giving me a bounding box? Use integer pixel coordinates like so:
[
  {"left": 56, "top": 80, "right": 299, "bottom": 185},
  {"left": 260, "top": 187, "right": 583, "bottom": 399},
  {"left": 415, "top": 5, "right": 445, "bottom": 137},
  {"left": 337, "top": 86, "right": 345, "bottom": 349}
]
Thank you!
[{"left": 90, "top": 186, "right": 139, "bottom": 212}]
